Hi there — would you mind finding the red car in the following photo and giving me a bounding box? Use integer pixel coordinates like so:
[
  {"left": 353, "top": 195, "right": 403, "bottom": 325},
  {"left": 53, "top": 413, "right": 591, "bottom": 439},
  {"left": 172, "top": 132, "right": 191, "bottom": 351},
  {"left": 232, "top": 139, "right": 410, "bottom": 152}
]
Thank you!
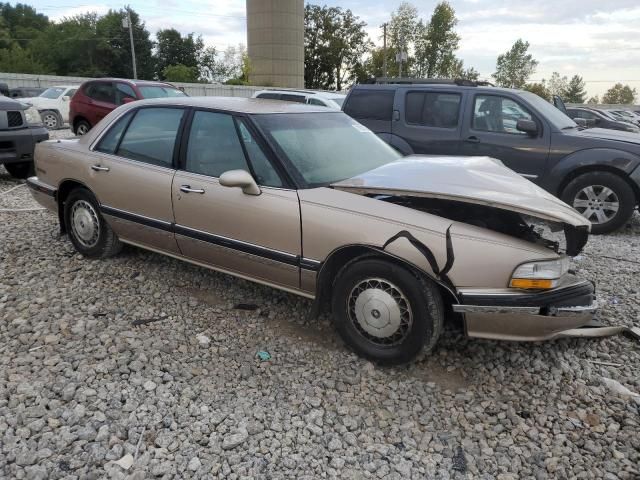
[{"left": 69, "top": 78, "right": 187, "bottom": 135}]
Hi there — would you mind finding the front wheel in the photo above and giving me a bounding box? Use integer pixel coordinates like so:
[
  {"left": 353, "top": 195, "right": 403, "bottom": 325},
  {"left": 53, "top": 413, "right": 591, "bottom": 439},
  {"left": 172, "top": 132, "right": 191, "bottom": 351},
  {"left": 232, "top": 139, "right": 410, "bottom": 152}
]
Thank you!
[
  {"left": 41, "top": 110, "right": 61, "bottom": 130},
  {"left": 561, "top": 171, "right": 636, "bottom": 234},
  {"left": 4, "top": 161, "right": 34, "bottom": 179},
  {"left": 75, "top": 120, "right": 91, "bottom": 136},
  {"left": 64, "top": 188, "right": 122, "bottom": 258},
  {"left": 331, "top": 258, "right": 444, "bottom": 365}
]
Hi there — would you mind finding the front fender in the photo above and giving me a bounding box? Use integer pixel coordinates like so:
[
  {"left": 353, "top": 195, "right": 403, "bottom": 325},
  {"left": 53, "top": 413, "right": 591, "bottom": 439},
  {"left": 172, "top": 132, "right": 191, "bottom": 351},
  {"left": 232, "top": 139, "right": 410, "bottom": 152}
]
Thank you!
[{"left": 543, "top": 148, "right": 640, "bottom": 194}]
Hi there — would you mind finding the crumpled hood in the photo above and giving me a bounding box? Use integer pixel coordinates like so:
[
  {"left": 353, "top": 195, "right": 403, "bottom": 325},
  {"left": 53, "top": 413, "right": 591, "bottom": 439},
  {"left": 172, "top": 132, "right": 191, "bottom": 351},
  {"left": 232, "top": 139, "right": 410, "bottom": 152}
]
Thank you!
[{"left": 332, "top": 155, "right": 591, "bottom": 229}]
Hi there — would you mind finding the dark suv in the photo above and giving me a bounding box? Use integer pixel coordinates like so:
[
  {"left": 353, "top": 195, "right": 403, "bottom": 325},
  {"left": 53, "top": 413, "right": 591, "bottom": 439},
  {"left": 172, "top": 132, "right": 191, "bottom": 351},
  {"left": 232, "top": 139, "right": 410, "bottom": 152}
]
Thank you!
[
  {"left": 343, "top": 80, "right": 640, "bottom": 234},
  {"left": 70, "top": 78, "right": 187, "bottom": 135}
]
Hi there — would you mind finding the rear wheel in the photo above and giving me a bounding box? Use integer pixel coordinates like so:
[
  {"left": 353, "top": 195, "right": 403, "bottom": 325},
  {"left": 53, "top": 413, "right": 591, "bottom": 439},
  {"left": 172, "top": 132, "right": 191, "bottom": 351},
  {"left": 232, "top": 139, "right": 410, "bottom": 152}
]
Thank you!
[
  {"left": 561, "top": 171, "right": 635, "bottom": 234},
  {"left": 4, "top": 161, "right": 34, "bottom": 179},
  {"left": 75, "top": 119, "right": 91, "bottom": 136},
  {"left": 331, "top": 258, "right": 444, "bottom": 365},
  {"left": 64, "top": 188, "right": 122, "bottom": 258},
  {"left": 41, "top": 110, "right": 61, "bottom": 129}
]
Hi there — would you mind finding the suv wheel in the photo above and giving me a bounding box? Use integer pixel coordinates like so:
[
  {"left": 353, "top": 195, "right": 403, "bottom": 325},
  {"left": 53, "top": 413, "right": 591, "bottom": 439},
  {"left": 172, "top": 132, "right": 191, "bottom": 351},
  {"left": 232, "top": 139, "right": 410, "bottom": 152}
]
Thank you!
[
  {"left": 561, "top": 171, "right": 635, "bottom": 234},
  {"left": 4, "top": 161, "right": 34, "bottom": 179},
  {"left": 41, "top": 110, "right": 61, "bottom": 129},
  {"left": 64, "top": 188, "right": 122, "bottom": 258},
  {"left": 75, "top": 120, "right": 91, "bottom": 136},
  {"left": 331, "top": 258, "right": 444, "bottom": 365}
]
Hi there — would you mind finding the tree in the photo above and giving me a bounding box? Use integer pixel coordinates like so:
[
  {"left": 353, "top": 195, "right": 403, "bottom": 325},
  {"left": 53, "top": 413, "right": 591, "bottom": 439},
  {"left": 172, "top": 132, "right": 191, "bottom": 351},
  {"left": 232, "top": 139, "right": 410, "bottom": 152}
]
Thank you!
[
  {"left": 524, "top": 82, "right": 551, "bottom": 101},
  {"left": 0, "top": 3, "right": 49, "bottom": 49},
  {"left": 547, "top": 72, "right": 568, "bottom": 97},
  {"left": 587, "top": 95, "right": 600, "bottom": 105},
  {"left": 388, "top": 2, "right": 419, "bottom": 76},
  {"left": 155, "top": 28, "right": 203, "bottom": 79},
  {"left": 162, "top": 64, "right": 198, "bottom": 82},
  {"left": 563, "top": 75, "right": 587, "bottom": 103},
  {"left": 602, "top": 83, "right": 637, "bottom": 104},
  {"left": 304, "top": 5, "right": 371, "bottom": 90},
  {"left": 492, "top": 39, "right": 538, "bottom": 89},
  {"left": 96, "top": 8, "right": 155, "bottom": 79},
  {"left": 0, "top": 43, "right": 49, "bottom": 73},
  {"left": 414, "top": 2, "right": 460, "bottom": 78}
]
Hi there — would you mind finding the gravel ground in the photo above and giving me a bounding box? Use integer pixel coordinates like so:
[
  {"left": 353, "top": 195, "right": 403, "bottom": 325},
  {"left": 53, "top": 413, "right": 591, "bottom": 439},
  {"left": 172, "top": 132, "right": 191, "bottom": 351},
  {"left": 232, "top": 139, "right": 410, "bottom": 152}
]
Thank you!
[{"left": 1, "top": 129, "right": 639, "bottom": 479}]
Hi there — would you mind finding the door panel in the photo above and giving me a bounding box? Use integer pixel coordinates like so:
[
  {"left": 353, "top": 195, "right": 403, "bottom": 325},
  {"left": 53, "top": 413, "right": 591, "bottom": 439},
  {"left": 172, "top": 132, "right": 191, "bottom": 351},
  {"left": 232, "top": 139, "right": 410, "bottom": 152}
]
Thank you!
[
  {"left": 392, "top": 89, "right": 464, "bottom": 155},
  {"left": 172, "top": 173, "right": 301, "bottom": 289},
  {"left": 460, "top": 93, "right": 551, "bottom": 181}
]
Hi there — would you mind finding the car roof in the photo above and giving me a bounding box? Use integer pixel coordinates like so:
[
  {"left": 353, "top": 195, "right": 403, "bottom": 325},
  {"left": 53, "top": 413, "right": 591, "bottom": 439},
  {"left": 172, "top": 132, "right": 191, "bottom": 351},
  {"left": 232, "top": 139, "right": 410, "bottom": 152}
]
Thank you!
[
  {"left": 350, "top": 83, "right": 518, "bottom": 95},
  {"left": 254, "top": 89, "right": 345, "bottom": 99},
  {"left": 84, "top": 78, "right": 176, "bottom": 87},
  {"left": 119, "top": 96, "right": 338, "bottom": 114}
]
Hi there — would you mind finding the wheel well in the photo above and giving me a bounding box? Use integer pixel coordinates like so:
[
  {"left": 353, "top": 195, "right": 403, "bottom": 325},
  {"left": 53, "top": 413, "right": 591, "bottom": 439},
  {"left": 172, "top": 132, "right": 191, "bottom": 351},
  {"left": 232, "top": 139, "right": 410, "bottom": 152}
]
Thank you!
[
  {"left": 557, "top": 166, "right": 640, "bottom": 204},
  {"left": 73, "top": 116, "right": 89, "bottom": 129},
  {"left": 56, "top": 180, "right": 87, "bottom": 233},
  {"left": 312, "top": 245, "right": 458, "bottom": 317}
]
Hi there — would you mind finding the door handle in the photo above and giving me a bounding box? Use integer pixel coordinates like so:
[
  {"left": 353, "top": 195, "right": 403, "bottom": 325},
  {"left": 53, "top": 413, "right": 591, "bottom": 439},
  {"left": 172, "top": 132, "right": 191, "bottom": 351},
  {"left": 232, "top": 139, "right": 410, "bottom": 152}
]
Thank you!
[
  {"left": 180, "top": 185, "right": 205, "bottom": 194},
  {"left": 465, "top": 136, "right": 480, "bottom": 144},
  {"left": 91, "top": 164, "right": 110, "bottom": 172}
]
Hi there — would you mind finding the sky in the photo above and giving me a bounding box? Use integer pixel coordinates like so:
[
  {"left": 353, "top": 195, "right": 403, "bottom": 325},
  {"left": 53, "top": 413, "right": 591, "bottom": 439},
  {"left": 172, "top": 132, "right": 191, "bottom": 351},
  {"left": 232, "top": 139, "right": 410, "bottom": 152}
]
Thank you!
[{"left": 32, "top": 0, "right": 640, "bottom": 98}]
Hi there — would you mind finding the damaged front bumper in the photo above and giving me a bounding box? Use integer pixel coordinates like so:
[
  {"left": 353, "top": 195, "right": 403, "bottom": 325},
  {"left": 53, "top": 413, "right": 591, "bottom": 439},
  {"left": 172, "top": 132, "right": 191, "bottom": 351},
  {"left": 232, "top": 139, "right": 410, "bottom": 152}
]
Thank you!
[{"left": 453, "top": 276, "right": 598, "bottom": 341}]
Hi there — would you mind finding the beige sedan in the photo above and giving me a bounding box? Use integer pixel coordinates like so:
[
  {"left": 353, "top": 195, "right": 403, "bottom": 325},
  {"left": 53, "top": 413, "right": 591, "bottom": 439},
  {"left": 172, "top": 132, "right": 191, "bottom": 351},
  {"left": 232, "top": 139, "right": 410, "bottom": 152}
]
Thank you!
[{"left": 28, "top": 97, "right": 597, "bottom": 364}]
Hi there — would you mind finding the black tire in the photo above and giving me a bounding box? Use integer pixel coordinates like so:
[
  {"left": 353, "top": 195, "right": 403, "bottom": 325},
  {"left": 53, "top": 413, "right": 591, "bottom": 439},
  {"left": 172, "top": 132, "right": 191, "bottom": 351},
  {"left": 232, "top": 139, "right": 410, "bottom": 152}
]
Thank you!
[
  {"left": 4, "top": 161, "right": 34, "bottom": 179},
  {"left": 560, "top": 171, "right": 636, "bottom": 235},
  {"left": 41, "top": 110, "right": 61, "bottom": 130},
  {"left": 74, "top": 119, "right": 91, "bottom": 136},
  {"left": 331, "top": 257, "right": 444, "bottom": 365},
  {"left": 64, "top": 188, "right": 122, "bottom": 258}
]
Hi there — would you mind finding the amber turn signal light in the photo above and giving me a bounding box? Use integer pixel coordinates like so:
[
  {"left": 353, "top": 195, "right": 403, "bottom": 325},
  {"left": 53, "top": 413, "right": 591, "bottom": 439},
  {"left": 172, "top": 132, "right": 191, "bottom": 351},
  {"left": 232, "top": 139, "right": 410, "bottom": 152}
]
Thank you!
[{"left": 509, "top": 278, "right": 554, "bottom": 289}]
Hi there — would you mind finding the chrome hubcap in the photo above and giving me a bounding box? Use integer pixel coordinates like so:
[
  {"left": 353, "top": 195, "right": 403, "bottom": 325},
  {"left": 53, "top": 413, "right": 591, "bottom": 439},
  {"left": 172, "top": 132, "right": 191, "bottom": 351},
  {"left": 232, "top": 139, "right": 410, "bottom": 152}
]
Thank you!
[
  {"left": 71, "top": 200, "right": 100, "bottom": 248},
  {"left": 348, "top": 278, "right": 413, "bottom": 346},
  {"left": 43, "top": 114, "right": 57, "bottom": 128},
  {"left": 77, "top": 124, "right": 88, "bottom": 135},
  {"left": 573, "top": 185, "right": 619, "bottom": 225}
]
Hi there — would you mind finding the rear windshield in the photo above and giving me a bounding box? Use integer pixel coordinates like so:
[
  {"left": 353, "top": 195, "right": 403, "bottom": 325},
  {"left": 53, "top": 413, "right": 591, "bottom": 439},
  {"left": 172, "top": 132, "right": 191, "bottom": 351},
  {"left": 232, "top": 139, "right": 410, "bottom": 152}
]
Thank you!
[
  {"left": 138, "top": 86, "right": 187, "bottom": 99},
  {"left": 343, "top": 89, "right": 395, "bottom": 121}
]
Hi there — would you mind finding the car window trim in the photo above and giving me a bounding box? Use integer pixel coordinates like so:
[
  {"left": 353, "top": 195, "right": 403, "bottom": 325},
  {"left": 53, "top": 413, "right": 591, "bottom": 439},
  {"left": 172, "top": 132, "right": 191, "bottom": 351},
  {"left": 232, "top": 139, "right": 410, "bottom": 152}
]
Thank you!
[
  {"left": 403, "top": 89, "right": 462, "bottom": 129},
  {"left": 177, "top": 107, "right": 297, "bottom": 189},
  {"left": 470, "top": 93, "right": 542, "bottom": 137}
]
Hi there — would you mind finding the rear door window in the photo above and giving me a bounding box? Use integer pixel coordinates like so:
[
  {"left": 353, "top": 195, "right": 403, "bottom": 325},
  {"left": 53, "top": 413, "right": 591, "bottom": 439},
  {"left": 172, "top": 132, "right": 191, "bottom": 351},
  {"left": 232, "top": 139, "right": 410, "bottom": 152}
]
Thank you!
[
  {"left": 405, "top": 91, "right": 461, "bottom": 128},
  {"left": 116, "top": 108, "right": 184, "bottom": 167},
  {"left": 343, "top": 89, "right": 395, "bottom": 121},
  {"left": 86, "top": 82, "right": 115, "bottom": 104}
]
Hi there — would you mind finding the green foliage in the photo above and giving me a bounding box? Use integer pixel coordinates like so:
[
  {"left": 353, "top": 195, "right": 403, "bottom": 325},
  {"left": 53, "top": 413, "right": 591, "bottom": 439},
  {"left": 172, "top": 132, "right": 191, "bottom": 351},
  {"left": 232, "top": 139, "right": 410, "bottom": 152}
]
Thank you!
[
  {"left": 492, "top": 39, "right": 538, "bottom": 89},
  {"left": 602, "top": 83, "right": 637, "bottom": 104},
  {"left": 587, "top": 95, "right": 600, "bottom": 105},
  {"left": 155, "top": 28, "right": 203, "bottom": 79},
  {"left": 563, "top": 75, "right": 587, "bottom": 103},
  {"left": 304, "top": 5, "right": 371, "bottom": 90},
  {"left": 0, "top": 43, "right": 49, "bottom": 73},
  {"left": 0, "top": 3, "right": 48, "bottom": 48},
  {"left": 524, "top": 82, "right": 551, "bottom": 101},
  {"left": 414, "top": 2, "right": 460, "bottom": 78},
  {"left": 546, "top": 72, "right": 568, "bottom": 97},
  {"left": 162, "top": 63, "right": 198, "bottom": 83}
]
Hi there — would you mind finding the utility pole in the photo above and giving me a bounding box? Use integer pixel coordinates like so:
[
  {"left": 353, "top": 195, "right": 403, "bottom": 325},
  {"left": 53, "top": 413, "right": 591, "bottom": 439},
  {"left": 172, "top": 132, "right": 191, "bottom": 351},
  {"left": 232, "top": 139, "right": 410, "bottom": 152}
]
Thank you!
[
  {"left": 398, "top": 35, "right": 404, "bottom": 78},
  {"left": 123, "top": 6, "right": 137, "bottom": 79},
  {"left": 382, "top": 23, "right": 387, "bottom": 79}
]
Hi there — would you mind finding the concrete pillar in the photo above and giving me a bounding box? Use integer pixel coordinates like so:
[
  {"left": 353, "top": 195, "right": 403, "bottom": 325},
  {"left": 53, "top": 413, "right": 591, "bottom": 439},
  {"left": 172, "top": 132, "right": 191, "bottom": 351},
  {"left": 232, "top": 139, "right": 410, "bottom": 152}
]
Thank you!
[{"left": 246, "top": 0, "right": 304, "bottom": 88}]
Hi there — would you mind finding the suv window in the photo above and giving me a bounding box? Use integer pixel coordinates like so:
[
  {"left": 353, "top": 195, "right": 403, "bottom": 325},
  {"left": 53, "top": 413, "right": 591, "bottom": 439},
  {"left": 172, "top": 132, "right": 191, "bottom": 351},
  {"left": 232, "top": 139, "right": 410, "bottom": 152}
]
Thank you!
[
  {"left": 115, "top": 83, "right": 137, "bottom": 105},
  {"left": 65, "top": 88, "right": 77, "bottom": 98},
  {"left": 344, "top": 89, "right": 395, "bottom": 121},
  {"left": 473, "top": 95, "right": 533, "bottom": 134},
  {"left": 257, "top": 93, "right": 280, "bottom": 100},
  {"left": 185, "top": 111, "right": 249, "bottom": 177},
  {"left": 405, "top": 91, "right": 461, "bottom": 128},
  {"left": 116, "top": 108, "right": 184, "bottom": 167},
  {"left": 95, "top": 111, "right": 134, "bottom": 154},
  {"left": 86, "top": 82, "right": 115, "bottom": 104},
  {"left": 279, "top": 94, "right": 306, "bottom": 103}
]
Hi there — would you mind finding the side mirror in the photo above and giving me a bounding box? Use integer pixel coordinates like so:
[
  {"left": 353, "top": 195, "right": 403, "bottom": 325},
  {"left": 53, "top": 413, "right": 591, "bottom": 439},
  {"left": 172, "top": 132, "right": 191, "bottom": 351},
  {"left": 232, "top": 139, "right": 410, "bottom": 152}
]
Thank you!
[
  {"left": 219, "top": 170, "right": 261, "bottom": 196},
  {"left": 122, "top": 96, "right": 136, "bottom": 104},
  {"left": 574, "top": 118, "right": 587, "bottom": 128},
  {"left": 62, "top": 95, "right": 70, "bottom": 102},
  {"left": 516, "top": 119, "right": 538, "bottom": 135}
]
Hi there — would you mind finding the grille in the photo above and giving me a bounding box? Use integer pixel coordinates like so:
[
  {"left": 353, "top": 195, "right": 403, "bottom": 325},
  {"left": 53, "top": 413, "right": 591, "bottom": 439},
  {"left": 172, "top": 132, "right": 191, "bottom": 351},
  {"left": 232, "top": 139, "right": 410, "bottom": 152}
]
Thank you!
[{"left": 7, "top": 111, "right": 24, "bottom": 128}]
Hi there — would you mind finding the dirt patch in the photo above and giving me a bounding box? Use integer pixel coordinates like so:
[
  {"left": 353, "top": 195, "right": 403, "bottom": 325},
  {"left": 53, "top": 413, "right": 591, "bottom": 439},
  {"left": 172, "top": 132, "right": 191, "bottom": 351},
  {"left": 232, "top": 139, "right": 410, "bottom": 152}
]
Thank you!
[
  {"left": 406, "top": 358, "right": 471, "bottom": 391},
  {"left": 266, "top": 315, "right": 340, "bottom": 351}
]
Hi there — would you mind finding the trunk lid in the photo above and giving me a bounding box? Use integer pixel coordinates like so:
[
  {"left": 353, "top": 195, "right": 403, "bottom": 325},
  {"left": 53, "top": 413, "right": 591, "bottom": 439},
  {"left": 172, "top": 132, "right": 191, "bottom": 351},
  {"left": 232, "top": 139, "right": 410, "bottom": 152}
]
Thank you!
[{"left": 331, "top": 155, "right": 591, "bottom": 228}]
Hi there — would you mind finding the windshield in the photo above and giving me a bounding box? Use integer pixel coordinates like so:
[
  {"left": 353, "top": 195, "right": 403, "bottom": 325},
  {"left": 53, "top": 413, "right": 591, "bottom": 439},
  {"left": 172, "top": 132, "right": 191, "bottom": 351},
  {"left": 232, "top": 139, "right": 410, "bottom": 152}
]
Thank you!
[
  {"left": 253, "top": 112, "right": 401, "bottom": 186},
  {"left": 138, "top": 86, "right": 187, "bottom": 99},
  {"left": 40, "top": 87, "right": 65, "bottom": 99},
  {"left": 519, "top": 91, "right": 577, "bottom": 130}
]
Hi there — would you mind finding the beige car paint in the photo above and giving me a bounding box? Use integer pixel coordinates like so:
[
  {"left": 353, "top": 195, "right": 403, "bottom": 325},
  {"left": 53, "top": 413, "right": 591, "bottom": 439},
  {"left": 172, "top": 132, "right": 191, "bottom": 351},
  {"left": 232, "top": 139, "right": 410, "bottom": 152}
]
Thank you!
[{"left": 28, "top": 97, "right": 596, "bottom": 344}]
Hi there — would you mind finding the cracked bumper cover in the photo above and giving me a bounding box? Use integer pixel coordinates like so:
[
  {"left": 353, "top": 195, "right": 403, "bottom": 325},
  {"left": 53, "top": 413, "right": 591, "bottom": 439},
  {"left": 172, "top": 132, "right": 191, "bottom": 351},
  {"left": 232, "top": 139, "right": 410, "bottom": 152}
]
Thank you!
[{"left": 452, "top": 276, "right": 597, "bottom": 341}]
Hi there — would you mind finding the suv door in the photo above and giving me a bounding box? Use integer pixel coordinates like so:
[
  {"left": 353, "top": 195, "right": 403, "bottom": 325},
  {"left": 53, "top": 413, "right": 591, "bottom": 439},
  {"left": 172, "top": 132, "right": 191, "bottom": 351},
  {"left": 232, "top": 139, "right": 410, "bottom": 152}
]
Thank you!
[
  {"left": 392, "top": 88, "right": 464, "bottom": 155},
  {"left": 88, "top": 106, "right": 184, "bottom": 253},
  {"left": 85, "top": 81, "right": 117, "bottom": 124},
  {"left": 459, "top": 93, "right": 551, "bottom": 181},
  {"left": 172, "top": 110, "right": 301, "bottom": 290}
]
